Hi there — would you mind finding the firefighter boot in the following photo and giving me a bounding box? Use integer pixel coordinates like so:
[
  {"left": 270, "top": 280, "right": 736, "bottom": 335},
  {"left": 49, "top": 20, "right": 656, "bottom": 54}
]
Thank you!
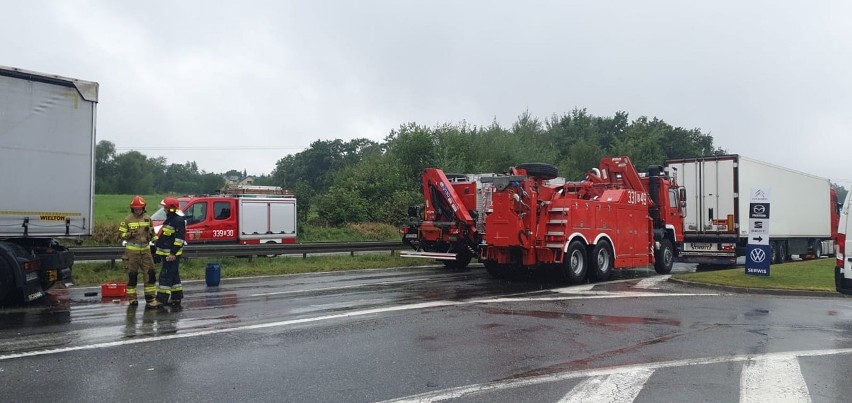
[
  {"left": 143, "top": 270, "right": 157, "bottom": 305},
  {"left": 145, "top": 300, "right": 164, "bottom": 311},
  {"left": 167, "top": 299, "right": 182, "bottom": 311},
  {"left": 127, "top": 272, "right": 139, "bottom": 306}
]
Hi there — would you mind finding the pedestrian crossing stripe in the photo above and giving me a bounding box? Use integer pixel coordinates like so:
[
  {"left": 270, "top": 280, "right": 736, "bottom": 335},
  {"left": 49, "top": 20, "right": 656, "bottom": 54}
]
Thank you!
[{"left": 381, "top": 348, "right": 852, "bottom": 402}]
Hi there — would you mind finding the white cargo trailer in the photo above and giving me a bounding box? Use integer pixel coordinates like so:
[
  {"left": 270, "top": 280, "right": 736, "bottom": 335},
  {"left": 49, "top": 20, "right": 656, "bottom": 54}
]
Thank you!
[
  {"left": 665, "top": 155, "right": 839, "bottom": 265},
  {"left": 0, "top": 66, "right": 97, "bottom": 302}
]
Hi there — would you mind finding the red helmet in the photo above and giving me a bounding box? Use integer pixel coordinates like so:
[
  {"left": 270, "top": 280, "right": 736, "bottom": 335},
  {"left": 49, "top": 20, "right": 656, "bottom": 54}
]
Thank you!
[
  {"left": 163, "top": 197, "right": 180, "bottom": 212},
  {"left": 130, "top": 195, "right": 146, "bottom": 209}
]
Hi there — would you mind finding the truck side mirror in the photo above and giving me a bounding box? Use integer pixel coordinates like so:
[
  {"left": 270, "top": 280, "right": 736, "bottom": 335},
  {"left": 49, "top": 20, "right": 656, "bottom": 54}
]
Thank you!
[{"left": 679, "top": 188, "right": 687, "bottom": 202}]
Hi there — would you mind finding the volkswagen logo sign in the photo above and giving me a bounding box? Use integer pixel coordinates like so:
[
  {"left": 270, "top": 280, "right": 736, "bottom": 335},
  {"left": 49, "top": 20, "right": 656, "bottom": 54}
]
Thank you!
[{"left": 750, "top": 248, "right": 766, "bottom": 263}]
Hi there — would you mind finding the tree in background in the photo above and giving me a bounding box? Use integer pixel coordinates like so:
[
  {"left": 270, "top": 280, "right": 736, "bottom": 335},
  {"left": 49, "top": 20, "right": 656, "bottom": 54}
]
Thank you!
[
  {"left": 97, "top": 109, "right": 734, "bottom": 227},
  {"left": 95, "top": 140, "right": 118, "bottom": 193},
  {"left": 271, "top": 138, "right": 379, "bottom": 223},
  {"left": 95, "top": 140, "right": 223, "bottom": 195}
]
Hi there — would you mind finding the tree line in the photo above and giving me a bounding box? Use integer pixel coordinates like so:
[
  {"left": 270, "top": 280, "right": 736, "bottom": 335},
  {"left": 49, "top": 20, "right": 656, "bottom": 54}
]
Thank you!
[{"left": 97, "top": 109, "right": 731, "bottom": 226}]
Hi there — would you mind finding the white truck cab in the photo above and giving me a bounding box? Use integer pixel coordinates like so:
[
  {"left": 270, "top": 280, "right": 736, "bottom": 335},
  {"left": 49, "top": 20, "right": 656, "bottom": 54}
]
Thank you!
[{"left": 836, "top": 190, "right": 852, "bottom": 294}]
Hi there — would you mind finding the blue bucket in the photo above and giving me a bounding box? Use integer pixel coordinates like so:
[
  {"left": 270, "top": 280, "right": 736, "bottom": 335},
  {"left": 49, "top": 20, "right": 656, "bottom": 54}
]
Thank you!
[{"left": 205, "top": 262, "right": 221, "bottom": 287}]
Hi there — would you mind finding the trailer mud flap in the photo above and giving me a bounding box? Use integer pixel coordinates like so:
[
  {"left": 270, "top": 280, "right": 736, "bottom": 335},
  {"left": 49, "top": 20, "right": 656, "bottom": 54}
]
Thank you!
[{"left": 23, "top": 282, "right": 45, "bottom": 302}]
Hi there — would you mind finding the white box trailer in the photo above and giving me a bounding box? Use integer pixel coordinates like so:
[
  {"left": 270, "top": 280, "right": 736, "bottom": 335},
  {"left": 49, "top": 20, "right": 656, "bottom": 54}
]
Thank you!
[
  {"left": 0, "top": 65, "right": 98, "bottom": 302},
  {"left": 665, "top": 155, "right": 839, "bottom": 265}
]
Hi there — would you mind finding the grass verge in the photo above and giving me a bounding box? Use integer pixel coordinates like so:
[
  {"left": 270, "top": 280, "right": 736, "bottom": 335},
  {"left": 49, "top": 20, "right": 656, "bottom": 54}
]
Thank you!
[
  {"left": 72, "top": 254, "right": 435, "bottom": 286},
  {"left": 672, "top": 258, "right": 835, "bottom": 292}
]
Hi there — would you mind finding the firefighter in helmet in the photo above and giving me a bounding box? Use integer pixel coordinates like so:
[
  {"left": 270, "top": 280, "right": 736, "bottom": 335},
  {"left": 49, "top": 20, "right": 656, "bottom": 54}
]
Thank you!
[
  {"left": 118, "top": 196, "right": 160, "bottom": 309},
  {"left": 153, "top": 196, "right": 186, "bottom": 309}
]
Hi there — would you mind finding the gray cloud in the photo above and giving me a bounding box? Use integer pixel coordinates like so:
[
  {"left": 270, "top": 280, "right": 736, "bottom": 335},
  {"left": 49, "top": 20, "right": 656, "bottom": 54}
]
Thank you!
[{"left": 3, "top": 0, "right": 851, "bottom": 184}]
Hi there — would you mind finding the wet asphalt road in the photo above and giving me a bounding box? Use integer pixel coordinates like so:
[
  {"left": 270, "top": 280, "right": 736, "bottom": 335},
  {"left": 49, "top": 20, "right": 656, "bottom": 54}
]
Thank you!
[{"left": 1, "top": 263, "right": 852, "bottom": 402}]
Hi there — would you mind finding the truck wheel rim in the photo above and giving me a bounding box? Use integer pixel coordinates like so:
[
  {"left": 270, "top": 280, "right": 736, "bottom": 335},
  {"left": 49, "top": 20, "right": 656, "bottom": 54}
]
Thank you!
[
  {"left": 597, "top": 249, "right": 610, "bottom": 272},
  {"left": 571, "top": 250, "right": 584, "bottom": 275}
]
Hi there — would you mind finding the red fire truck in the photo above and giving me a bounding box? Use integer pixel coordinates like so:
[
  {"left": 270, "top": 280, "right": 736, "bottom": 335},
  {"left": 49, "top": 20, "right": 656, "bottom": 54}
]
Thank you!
[
  {"left": 402, "top": 157, "right": 686, "bottom": 283},
  {"left": 152, "top": 186, "right": 297, "bottom": 245}
]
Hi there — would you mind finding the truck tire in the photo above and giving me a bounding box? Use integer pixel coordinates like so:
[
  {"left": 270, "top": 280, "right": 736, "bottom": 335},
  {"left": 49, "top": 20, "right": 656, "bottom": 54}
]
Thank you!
[
  {"left": 484, "top": 261, "right": 509, "bottom": 279},
  {"left": 0, "top": 246, "right": 20, "bottom": 304},
  {"left": 812, "top": 241, "right": 823, "bottom": 258},
  {"left": 654, "top": 239, "right": 674, "bottom": 274},
  {"left": 260, "top": 240, "right": 279, "bottom": 258},
  {"left": 443, "top": 250, "right": 472, "bottom": 270},
  {"left": 560, "top": 240, "right": 588, "bottom": 284},
  {"left": 589, "top": 240, "right": 614, "bottom": 281},
  {"left": 771, "top": 241, "right": 786, "bottom": 264},
  {"left": 516, "top": 163, "right": 558, "bottom": 180}
]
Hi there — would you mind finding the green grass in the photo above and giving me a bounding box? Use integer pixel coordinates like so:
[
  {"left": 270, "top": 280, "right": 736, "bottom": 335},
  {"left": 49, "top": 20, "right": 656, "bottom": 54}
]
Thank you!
[
  {"left": 72, "top": 254, "right": 433, "bottom": 286},
  {"left": 672, "top": 258, "right": 836, "bottom": 292}
]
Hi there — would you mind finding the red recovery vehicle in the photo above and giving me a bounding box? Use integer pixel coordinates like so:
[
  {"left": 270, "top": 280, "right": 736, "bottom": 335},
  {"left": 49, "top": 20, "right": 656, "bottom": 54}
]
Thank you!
[
  {"left": 401, "top": 171, "right": 490, "bottom": 268},
  {"left": 152, "top": 186, "right": 297, "bottom": 245},
  {"left": 402, "top": 157, "right": 687, "bottom": 283}
]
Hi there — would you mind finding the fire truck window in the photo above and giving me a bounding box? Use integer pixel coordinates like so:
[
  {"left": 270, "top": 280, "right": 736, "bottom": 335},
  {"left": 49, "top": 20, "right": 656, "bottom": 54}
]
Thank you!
[
  {"left": 214, "top": 202, "right": 231, "bottom": 220},
  {"left": 669, "top": 190, "right": 678, "bottom": 208},
  {"left": 186, "top": 203, "right": 207, "bottom": 225}
]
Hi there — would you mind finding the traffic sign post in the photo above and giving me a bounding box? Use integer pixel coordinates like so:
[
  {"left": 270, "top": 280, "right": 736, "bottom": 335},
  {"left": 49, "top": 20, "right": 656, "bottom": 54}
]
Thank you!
[{"left": 745, "top": 187, "right": 771, "bottom": 276}]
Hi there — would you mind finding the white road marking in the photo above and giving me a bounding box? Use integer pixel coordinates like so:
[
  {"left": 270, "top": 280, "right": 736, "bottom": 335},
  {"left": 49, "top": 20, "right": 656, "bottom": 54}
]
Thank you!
[
  {"left": 0, "top": 300, "right": 459, "bottom": 361},
  {"left": 634, "top": 276, "right": 670, "bottom": 289},
  {"left": 740, "top": 356, "right": 810, "bottom": 403},
  {"left": 558, "top": 369, "right": 653, "bottom": 403},
  {"left": 249, "top": 279, "right": 414, "bottom": 297},
  {"left": 381, "top": 349, "right": 852, "bottom": 403},
  {"left": 552, "top": 284, "right": 597, "bottom": 293},
  {"left": 0, "top": 291, "right": 716, "bottom": 361}
]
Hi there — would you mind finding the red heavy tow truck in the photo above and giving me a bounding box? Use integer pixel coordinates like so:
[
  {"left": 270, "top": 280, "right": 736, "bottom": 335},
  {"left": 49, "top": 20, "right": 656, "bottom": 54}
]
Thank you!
[{"left": 401, "top": 157, "right": 686, "bottom": 283}]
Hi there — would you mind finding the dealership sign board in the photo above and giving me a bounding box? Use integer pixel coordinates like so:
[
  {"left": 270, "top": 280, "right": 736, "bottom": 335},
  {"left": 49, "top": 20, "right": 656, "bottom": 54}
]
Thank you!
[{"left": 745, "top": 187, "right": 771, "bottom": 276}]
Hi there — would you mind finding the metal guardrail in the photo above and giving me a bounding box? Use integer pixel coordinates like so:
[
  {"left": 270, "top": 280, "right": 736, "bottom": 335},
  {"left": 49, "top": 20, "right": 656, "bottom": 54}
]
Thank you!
[{"left": 71, "top": 241, "right": 404, "bottom": 261}]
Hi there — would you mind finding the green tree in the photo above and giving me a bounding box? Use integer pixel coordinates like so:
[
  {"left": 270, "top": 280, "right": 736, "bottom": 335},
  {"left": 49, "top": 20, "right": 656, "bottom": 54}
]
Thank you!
[
  {"left": 113, "top": 151, "right": 155, "bottom": 194},
  {"left": 95, "top": 140, "right": 118, "bottom": 193}
]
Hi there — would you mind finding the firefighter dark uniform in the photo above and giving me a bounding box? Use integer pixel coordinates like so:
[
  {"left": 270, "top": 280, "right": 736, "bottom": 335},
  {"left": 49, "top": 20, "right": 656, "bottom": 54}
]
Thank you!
[
  {"left": 154, "top": 197, "right": 186, "bottom": 308},
  {"left": 119, "top": 196, "right": 158, "bottom": 308}
]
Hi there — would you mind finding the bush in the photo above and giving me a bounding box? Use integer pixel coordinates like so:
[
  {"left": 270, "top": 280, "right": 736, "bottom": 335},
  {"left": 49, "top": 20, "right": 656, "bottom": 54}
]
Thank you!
[
  {"left": 92, "top": 221, "right": 121, "bottom": 245},
  {"left": 349, "top": 222, "right": 400, "bottom": 240}
]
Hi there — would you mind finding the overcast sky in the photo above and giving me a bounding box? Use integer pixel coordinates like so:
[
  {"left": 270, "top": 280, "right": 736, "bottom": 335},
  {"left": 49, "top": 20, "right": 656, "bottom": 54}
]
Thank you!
[{"left": 4, "top": 1, "right": 852, "bottom": 185}]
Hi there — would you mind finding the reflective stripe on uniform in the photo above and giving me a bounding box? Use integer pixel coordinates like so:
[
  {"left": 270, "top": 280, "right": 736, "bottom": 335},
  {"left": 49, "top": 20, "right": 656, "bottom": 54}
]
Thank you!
[
  {"left": 156, "top": 247, "right": 183, "bottom": 256},
  {"left": 125, "top": 242, "right": 149, "bottom": 251}
]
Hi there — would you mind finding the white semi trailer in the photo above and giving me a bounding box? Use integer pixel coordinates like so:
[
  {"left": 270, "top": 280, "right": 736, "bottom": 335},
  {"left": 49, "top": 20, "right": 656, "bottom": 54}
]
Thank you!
[
  {"left": 665, "top": 155, "right": 840, "bottom": 266},
  {"left": 0, "top": 66, "right": 98, "bottom": 303}
]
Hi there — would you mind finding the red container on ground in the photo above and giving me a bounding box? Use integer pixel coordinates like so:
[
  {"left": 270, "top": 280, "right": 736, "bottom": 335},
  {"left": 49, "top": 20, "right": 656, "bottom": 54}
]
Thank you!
[{"left": 101, "top": 282, "right": 127, "bottom": 297}]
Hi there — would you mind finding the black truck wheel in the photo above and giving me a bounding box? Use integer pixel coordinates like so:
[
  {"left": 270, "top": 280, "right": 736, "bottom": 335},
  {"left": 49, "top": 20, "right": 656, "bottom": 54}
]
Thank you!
[
  {"left": 443, "top": 250, "right": 472, "bottom": 270},
  {"left": 560, "top": 240, "right": 588, "bottom": 284},
  {"left": 0, "top": 244, "right": 21, "bottom": 304},
  {"left": 654, "top": 239, "right": 674, "bottom": 274},
  {"left": 516, "top": 163, "right": 558, "bottom": 180},
  {"left": 589, "top": 240, "right": 614, "bottom": 281},
  {"left": 484, "top": 260, "right": 508, "bottom": 279}
]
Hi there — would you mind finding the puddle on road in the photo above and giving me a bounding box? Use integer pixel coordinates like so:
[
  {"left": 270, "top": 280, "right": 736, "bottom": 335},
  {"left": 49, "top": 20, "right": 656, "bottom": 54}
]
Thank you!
[{"left": 479, "top": 306, "right": 681, "bottom": 329}]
